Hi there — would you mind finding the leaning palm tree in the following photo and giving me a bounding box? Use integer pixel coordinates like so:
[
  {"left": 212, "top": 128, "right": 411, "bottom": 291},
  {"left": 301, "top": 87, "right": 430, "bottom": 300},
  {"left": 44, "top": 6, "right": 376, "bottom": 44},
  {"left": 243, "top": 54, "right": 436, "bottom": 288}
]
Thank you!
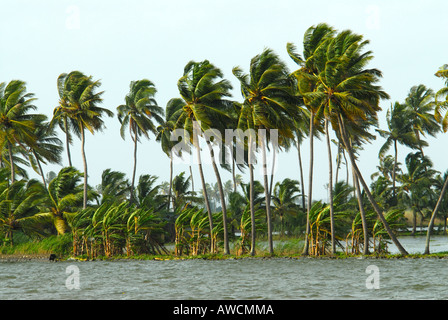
[
  {"left": 316, "top": 29, "right": 408, "bottom": 255},
  {"left": 287, "top": 23, "right": 335, "bottom": 255},
  {"left": 53, "top": 71, "right": 113, "bottom": 209},
  {"left": 425, "top": 64, "right": 448, "bottom": 254},
  {"left": 170, "top": 60, "right": 234, "bottom": 253},
  {"left": 117, "top": 79, "right": 163, "bottom": 204},
  {"left": 233, "top": 48, "right": 297, "bottom": 255},
  {"left": 0, "top": 80, "right": 41, "bottom": 184}
]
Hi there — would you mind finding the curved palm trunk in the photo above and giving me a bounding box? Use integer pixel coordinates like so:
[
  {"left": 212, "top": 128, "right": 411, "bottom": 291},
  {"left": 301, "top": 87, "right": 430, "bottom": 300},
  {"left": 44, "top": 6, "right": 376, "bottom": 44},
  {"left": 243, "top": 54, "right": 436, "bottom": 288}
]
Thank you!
[
  {"left": 337, "top": 114, "right": 408, "bottom": 256},
  {"left": 325, "top": 119, "right": 336, "bottom": 254},
  {"left": 303, "top": 112, "right": 315, "bottom": 255},
  {"left": 425, "top": 175, "right": 448, "bottom": 254},
  {"left": 194, "top": 132, "right": 214, "bottom": 253},
  {"left": 260, "top": 137, "right": 274, "bottom": 255},
  {"left": 80, "top": 125, "right": 88, "bottom": 209},
  {"left": 206, "top": 140, "right": 229, "bottom": 255}
]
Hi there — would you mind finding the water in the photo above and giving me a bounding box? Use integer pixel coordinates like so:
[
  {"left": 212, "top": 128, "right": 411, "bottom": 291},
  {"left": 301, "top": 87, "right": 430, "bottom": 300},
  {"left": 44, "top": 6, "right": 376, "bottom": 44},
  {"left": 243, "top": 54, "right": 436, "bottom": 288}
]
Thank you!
[{"left": 1, "top": 236, "right": 448, "bottom": 300}]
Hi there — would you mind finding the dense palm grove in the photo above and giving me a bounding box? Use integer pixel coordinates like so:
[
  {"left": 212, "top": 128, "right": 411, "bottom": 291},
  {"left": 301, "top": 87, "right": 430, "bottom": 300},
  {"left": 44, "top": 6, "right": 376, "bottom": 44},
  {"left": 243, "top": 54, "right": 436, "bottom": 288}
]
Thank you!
[{"left": 1, "top": 23, "right": 448, "bottom": 258}]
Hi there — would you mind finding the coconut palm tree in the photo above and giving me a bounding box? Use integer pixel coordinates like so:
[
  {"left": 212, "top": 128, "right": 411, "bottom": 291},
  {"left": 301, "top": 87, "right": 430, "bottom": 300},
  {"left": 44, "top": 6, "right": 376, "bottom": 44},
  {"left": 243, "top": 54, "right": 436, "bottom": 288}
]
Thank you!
[
  {"left": 425, "top": 65, "right": 448, "bottom": 254},
  {"left": 376, "top": 102, "right": 422, "bottom": 200},
  {"left": 307, "top": 28, "right": 408, "bottom": 255},
  {"left": 53, "top": 71, "right": 113, "bottom": 209},
  {"left": 233, "top": 48, "right": 297, "bottom": 255},
  {"left": 172, "top": 60, "right": 233, "bottom": 254},
  {"left": 404, "top": 84, "right": 440, "bottom": 157},
  {"left": 287, "top": 23, "right": 335, "bottom": 255},
  {"left": 26, "top": 118, "right": 63, "bottom": 189},
  {"left": 117, "top": 79, "right": 163, "bottom": 205},
  {"left": 0, "top": 80, "right": 41, "bottom": 184},
  {"left": 272, "top": 178, "right": 301, "bottom": 236}
]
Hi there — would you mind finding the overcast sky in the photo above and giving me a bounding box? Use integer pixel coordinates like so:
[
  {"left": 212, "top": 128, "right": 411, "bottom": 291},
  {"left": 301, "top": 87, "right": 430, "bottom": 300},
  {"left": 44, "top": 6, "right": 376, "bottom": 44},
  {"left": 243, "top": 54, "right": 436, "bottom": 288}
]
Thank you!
[{"left": 1, "top": 0, "right": 447, "bottom": 201}]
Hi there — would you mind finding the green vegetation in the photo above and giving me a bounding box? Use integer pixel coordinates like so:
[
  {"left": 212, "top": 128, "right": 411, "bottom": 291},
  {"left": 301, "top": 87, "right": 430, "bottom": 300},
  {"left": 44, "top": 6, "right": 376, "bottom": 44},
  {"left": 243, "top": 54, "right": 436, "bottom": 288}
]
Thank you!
[{"left": 1, "top": 23, "right": 448, "bottom": 260}]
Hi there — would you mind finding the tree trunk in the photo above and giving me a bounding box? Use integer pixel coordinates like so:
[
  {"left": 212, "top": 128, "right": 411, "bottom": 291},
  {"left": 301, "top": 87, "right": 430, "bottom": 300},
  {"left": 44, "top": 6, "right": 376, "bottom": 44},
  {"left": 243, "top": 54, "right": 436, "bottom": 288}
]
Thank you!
[
  {"left": 425, "top": 174, "right": 448, "bottom": 254},
  {"left": 194, "top": 131, "right": 214, "bottom": 253},
  {"left": 206, "top": 140, "right": 230, "bottom": 255},
  {"left": 64, "top": 117, "right": 72, "bottom": 167},
  {"left": 296, "top": 134, "right": 306, "bottom": 212},
  {"left": 189, "top": 165, "right": 194, "bottom": 194},
  {"left": 325, "top": 118, "right": 336, "bottom": 254},
  {"left": 392, "top": 139, "right": 398, "bottom": 200},
  {"left": 168, "top": 149, "right": 173, "bottom": 211},
  {"left": 7, "top": 141, "right": 15, "bottom": 184},
  {"left": 248, "top": 134, "right": 256, "bottom": 256},
  {"left": 352, "top": 165, "right": 369, "bottom": 255},
  {"left": 129, "top": 128, "right": 138, "bottom": 205},
  {"left": 303, "top": 112, "right": 315, "bottom": 255},
  {"left": 33, "top": 150, "right": 47, "bottom": 189},
  {"left": 260, "top": 136, "right": 274, "bottom": 255},
  {"left": 337, "top": 114, "right": 408, "bottom": 256},
  {"left": 80, "top": 125, "right": 88, "bottom": 209}
]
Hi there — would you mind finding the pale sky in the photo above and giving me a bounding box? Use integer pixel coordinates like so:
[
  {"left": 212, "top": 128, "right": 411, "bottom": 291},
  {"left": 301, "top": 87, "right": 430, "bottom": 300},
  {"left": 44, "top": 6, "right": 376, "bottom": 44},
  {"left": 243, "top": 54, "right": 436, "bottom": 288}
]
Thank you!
[{"left": 1, "top": 0, "right": 447, "bottom": 201}]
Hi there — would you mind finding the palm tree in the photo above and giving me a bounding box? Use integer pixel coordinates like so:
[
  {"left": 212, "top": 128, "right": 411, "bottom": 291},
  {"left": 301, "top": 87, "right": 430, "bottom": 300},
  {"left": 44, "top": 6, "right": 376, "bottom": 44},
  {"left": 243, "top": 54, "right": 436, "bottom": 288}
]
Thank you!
[
  {"left": 398, "top": 152, "right": 436, "bottom": 235},
  {"left": 0, "top": 179, "right": 45, "bottom": 245},
  {"left": 0, "top": 80, "right": 41, "bottom": 184},
  {"left": 307, "top": 28, "right": 408, "bottom": 255},
  {"left": 26, "top": 118, "right": 63, "bottom": 189},
  {"left": 96, "top": 169, "right": 130, "bottom": 205},
  {"left": 37, "top": 166, "right": 87, "bottom": 235},
  {"left": 425, "top": 65, "right": 448, "bottom": 254},
  {"left": 287, "top": 23, "right": 335, "bottom": 255},
  {"left": 172, "top": 60, "right": 233, "bottom": 254},
  {"left": 404, "top": 84, "right": 440, "bottom": 157},
  {"left": 376, "top": 102, "right": 422, "bottom": 200},
  {"left": 53, "top": 71, "right": 113, "bottom": 209},
  {"left": 272, "top": 178, "right": 301, "bottom": 236},
  {"left": 233, "top": 48, "right": 297, "bottom": 255},
  {"left": 117, "top": 79, "right": 163, "bottom": 205}
]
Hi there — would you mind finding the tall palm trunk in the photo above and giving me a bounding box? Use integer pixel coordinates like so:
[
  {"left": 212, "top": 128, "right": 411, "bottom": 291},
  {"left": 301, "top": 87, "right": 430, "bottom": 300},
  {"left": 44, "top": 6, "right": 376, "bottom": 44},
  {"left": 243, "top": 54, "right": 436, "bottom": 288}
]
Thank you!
[
  {"left": 303, "top": 112, "right": 315, "bottom": 255},
  {"left": 130, "top": 126, "right": 138, "bottom": 205},
  {"left": 248, "top": 134, "right": 256, "bottom": 256},
  {"left": 337, "top": 114, "right": 408, "bottom": 256},
  {"left": 260, "top": 136, "right": 274, "bottom": 255},
  {"left": 425, "top": 175, "right": 448, "bottom": 254},
  {"left": 206, "top": 140, "right": 230, "bottom": 255},
  {"left": 168, "top": 148, "right": 173, "bottom": 211},
  {"left": 64, "top": 117, "right": 72, "bottom": 167},
  {"left": 194, "top": 131, "right": 214, "bottom": 253},
  {"left": 325, "top": 118, "right": 336, "bottom": 254},
  {"left": 296, "top": 133, "right": 306, "bottom": 212},
  {"left": 7, "top": 141, "right": 15, "bottom": 184},
  {"left": 80, "top": 125, "right": 88, "bottom": 209},
  {"left": 392, "top": 139, "right": 398, "bottom": 200}
]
